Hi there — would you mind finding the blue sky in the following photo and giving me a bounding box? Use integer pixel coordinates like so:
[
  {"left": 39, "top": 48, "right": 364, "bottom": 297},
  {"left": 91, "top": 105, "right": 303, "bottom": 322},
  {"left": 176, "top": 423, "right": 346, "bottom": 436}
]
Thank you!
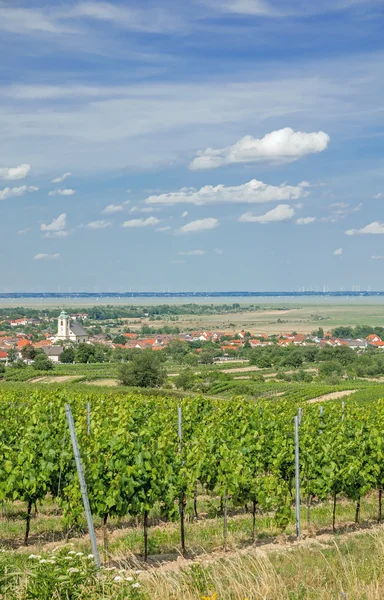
[{"left": 1, "top": 0, "right": 384, "bottom": 292}]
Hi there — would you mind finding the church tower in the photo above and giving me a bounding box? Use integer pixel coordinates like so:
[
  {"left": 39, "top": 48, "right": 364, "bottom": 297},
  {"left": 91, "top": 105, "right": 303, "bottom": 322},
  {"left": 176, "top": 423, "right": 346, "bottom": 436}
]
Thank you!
[{"left": 57, "top": 310, "right": 70, "bottom": 340}]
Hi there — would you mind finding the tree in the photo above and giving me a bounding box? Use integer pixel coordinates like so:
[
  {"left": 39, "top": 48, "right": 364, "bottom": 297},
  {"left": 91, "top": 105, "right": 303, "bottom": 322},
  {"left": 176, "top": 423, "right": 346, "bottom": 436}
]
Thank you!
[
  {"left": 0, "top": 363, "right": 5, "bottom": 376},
  {"left": 7, "top": 348, "right": 17, "bottom": 364},
  {"left": 75, "top": 343, "right": 95, "bottom": 364},
  {"left": 118, "top": 349, "right": 166, "bottom": 388},
  {"left": 33, "top": 353, "right": 54, "bottom": 371},
  {"left": 318, "top": 360, "right": 343, "bottom": 379},
  {"left": 60, "top": 347, "right": 75, "bottom": 364},
  {"left": 21, "top": 345, "right": 38, "bottom": 361},
  {"left": 113, "top": 334, "right": 127, "bottom": 345},
  {"left": 174, "top": 368, "right": 196, "bottom": 391}
]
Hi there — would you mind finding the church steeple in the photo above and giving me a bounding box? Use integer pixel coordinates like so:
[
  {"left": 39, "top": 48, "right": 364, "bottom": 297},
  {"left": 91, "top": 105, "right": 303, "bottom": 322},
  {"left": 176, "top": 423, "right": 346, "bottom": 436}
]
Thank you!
[{"left": 58, "top": 310, "right": 70, "bottom": 339}]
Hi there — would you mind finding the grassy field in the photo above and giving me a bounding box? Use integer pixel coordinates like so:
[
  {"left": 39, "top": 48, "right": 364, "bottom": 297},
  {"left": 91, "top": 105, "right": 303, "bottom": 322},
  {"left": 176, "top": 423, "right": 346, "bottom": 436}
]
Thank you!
[
  {"left": 161, "top": 302, "right": 384, "bottom": 334},
  {"left": 1, "top": 493, "right": 384, "bottom": 599}
]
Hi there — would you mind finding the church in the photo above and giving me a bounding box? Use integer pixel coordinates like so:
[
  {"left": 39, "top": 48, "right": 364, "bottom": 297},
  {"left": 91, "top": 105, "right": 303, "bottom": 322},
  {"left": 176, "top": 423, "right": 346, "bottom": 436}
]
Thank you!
[{"left": 55, "top": 310, "right": 89, "bottom": 344}]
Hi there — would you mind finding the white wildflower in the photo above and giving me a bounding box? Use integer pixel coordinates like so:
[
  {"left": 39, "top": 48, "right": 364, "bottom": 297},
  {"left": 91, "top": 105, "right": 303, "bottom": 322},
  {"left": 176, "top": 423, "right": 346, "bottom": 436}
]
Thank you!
[
  {"left": 39, "top": 559, "right": 47, "bottom": 564},
  {"left": 0, "top": 549, "right": 6, "bottom": 553},
  {"left": 114, "top": 575, "right": 123, "bottom": 582},
  {"left": 132, "top": 582, "right": 141, "bottom": 589},
  {"left": 46, "top": 559, "right": 56, "bottom": 564},
  {"left": 86, "top": 554, "right": 94, "bottom": 559},
  {"left": 135, "top": 570, "right": 142, "bottom": 574},
  {"left": 75, "top": 552, "right": 83, "bottom": 556},
  {"left": 28, "top": 554, "right": 38, "bottom": 559},
  {"left": 64, "top": 556, "right": 73, "bottom": 560},
  {"left": 68, "top": 550, "right": 76, "bottom": 555},
  {"left": 125, "top": 576, "right": 134, "bottom": 581},
  {"left": 68, "top": 567, "right": 80, "bottom": 574}
]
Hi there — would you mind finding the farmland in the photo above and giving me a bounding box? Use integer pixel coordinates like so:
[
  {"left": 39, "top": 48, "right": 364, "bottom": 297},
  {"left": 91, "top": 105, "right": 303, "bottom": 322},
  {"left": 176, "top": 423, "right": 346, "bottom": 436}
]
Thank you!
[{"left": 1, "top": 381, "right": 384, "bottom": 598}]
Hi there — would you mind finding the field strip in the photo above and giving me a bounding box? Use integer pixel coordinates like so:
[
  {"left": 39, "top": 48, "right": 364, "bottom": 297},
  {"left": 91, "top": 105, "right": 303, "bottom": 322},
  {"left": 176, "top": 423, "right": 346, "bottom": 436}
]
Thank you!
[
  {"left": 28, "top": 375, "right": 83, "bottom": 384},
  {"left": 307, "top": 389, "right": 357, "bottom": 404},
  {"left": 83, "top": 379, "right": 119, "bottom": 386}
]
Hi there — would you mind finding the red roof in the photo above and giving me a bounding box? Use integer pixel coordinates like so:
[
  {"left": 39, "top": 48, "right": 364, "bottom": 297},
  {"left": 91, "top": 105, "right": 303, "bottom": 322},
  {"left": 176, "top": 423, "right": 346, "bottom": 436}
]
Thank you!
[
  {"left": 17, "top": 340, "right": 31, "bottom": 348},
  {"left": 123, "top": 333, "right": 137, "bottom": 339},
  {"left": 0, "top": 351, "right": 7, "bottom": 359}
]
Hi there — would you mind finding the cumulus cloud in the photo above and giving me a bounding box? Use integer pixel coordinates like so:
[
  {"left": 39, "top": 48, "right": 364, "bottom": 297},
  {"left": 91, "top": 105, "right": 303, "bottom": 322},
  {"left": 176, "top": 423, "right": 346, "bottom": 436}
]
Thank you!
[
  {"left": 101, "top": 204, "right": 123, "bottom": 214},
  {"left": 296, "top": 216, "right": 316, "bottom": 225},
  {"left": 182, "top": 211, "right": 188, "bottom": 217},
  {"left": 334, "top": 248, "right": 343, "bottom": 256},
  {"left": 179, "top": 218, "right": 219, "bottom": 234},
  {"left": 86, "top": 220, "right": 111, "bottom": 229},
  {"left": 178, "top": 249, "right": 205, "bottom": 256},
  {"left": 0, "top": 185, "right": 38, "bottom": 201},
  {"left": 0, "top": 164, "right": 31, "bottom": 180},
  {"left": 239, "top": 204, "right": 295, "bottom": 224},
  {"left": 345, "top": 222, "right": 384, "bottom": 235},
  {"left": 34, "top": 253, "right": 60, "bottom": 260},
  {"left": 17, "top": 227, "right": 32, "bottom": 235},
  {"left": 51, "top": 172, "right": 71, "bottom": 183},
  {"left": 44, "top": 230, "right": 69, "bottom": 239},
  {"left": 123, "top": 216, "right": 160, "bottom": 228},
  {"left": 48, "top": 188, "right": 76, "bottom": 196},
  {"left": 41, "top": 213, "right": 67, "bottom": 232},
  {"left": 130, "top": 205, "right": 154, "bottom": 213},
  {"left": 145, "top": 179, "right": 308, "bottom": 206},
  {"left": 189, "top": 128, "right": 330, "bottom": 170}
]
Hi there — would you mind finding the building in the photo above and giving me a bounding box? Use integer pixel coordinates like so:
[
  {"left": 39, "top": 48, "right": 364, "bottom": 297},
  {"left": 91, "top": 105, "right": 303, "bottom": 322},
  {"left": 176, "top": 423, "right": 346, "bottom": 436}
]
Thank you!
[
  {"left": 55, "top": 311, "right": 89, "bottom": 344},
  {"left": 43, "top": 346, "right": 64, "bottom": 363}
]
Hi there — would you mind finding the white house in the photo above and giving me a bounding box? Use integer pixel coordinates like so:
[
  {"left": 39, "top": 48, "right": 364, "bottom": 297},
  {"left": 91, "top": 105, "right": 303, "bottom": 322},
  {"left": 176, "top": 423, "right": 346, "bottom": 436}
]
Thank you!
[{"left": 55, "top": 311, "right": 89, "bottom": 344}]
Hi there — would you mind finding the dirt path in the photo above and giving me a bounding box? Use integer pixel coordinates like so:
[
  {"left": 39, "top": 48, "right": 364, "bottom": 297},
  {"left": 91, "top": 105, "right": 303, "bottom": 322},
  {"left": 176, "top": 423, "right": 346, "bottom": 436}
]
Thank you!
[
  {"left": 29, "top": 375, "right": 82, "bottom": 384},
  {"left": 308, "top": 389, "right": 357, "bottom": 404}
]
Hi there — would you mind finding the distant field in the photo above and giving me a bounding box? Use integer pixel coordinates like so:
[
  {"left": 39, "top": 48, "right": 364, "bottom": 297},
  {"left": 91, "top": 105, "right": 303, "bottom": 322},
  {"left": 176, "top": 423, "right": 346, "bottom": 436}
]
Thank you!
[{"left": 151, "top": 302, "right": 384, "bottom": 334}]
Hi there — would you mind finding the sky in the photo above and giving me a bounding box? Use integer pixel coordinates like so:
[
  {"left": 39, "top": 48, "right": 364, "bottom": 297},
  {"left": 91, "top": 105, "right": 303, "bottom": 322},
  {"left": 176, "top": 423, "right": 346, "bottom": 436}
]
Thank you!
[{"left": 1, "top": 0, "right": 384, "bottom": 292}]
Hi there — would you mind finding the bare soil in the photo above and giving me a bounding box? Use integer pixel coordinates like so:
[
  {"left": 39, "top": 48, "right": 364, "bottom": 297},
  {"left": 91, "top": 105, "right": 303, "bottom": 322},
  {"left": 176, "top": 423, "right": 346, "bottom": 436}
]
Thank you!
[{"left": 307, "top": 389, "right": 357, "bottom": 404}]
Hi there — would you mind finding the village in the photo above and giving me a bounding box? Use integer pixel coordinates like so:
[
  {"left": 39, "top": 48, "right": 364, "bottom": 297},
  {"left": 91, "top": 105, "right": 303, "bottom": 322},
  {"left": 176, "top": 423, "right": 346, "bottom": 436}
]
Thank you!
[{"left": 1, "top": 308, "right": 384, "bottom": 367}]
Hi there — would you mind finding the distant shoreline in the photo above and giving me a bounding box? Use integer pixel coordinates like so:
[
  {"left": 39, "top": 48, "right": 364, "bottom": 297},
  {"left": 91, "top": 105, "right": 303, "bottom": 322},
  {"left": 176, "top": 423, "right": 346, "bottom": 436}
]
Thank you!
[{"left": 0, "top": 291, "right": 381, "bottom": 299}]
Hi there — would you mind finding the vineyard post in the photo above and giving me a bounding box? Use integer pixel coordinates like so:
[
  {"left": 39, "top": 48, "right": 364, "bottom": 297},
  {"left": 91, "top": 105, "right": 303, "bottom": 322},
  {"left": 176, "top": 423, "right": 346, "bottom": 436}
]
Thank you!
[
  {"left": 65, "top": 404, "right": 101, "bottom": 569},
  {"left": 178, "top": 405, "right": 186, "bottom": 555},
  {"left": 294, "top": 415, "right": 301, "bottom": 540},
  {"left": 298, "top": 407, "right": 303, "bottom": 425},
  {"left": 86, "top": 402, "right": 91, "bottom": 435}
]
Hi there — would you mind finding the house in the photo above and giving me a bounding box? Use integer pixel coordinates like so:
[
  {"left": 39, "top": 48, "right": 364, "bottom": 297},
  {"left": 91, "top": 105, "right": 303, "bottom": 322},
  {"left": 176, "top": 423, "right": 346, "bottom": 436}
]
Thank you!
[
  {"left": 348, "top": 339, "right": 368, "bottom": 350},
  {"left": 43, "top": 346, "right": 64, "bottom": 363},
  {"left": 367, "top": 334, "right": 382, "bottom": 344},
  {"left": 55, "top": 311, "right": 89, "bottom": 344},
  {"left": 0, "top": 351, "right": 7, "bottom": 362}
]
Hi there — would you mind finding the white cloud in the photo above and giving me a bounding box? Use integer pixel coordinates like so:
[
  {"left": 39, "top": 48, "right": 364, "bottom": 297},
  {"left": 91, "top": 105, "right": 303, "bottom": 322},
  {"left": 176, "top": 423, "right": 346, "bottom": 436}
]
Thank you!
[
  {"left": 207, "top": 0, "right": 378, "bottom": 17},
  {"left": 34, "top": 253, "right": 60, "bottom": 260},
  {"left": 214, "top": 248, "right": 224, "bottom": 255},
  {"left": 86, "top": 220, "right": 111, "bottom": 229},
  {"left": 345, "top": 222, "right": 384, "bottom": 235},
  {"left": 101, "top": 204, "right": 123, "bottom": 215},
  {"left": 179, "top": 218, "right": 219, "bottom": 234},
  {"left": 372, "top": 255, "right": 384, "bottom": 260},
  {"left": 145, "top": 179, "right": 308, "bottom": 206},
  {"left": 190, "top": 128, "right": 330, "bottom": 170},
  {"left": 67, "top": 1, "right": 182, "bottom": 33},
  {"left": 296, "top": 216, "right": 316, "bottom": 225},
  {"left": 156, "top": 226, "right": 171, "bottom": 232},
  {"left": 130, "top": 205, "right": 154, "bottom": 213},
  {"left": 0, "top": 8, "right": 62, "bottom": 34},
  {"left": 44, "top": 230, "right": 69, "bottom": 239},
  {"left": 0, "top": 164, "right": 31, "bottom": 180},
  {"left": 182, "top": 211, "right": 188, "bottom": 218},
  {"left": 123, "top": 216, "right": 160, "bottom": 228},
  {"left": 17, "top": 227, "right": 32, "bottom": 235},
  {"left": 52, "top": 172, "right": 71, "bottom": 183},
  {"left": 48, "top": 188, "right": 76, "bottom": 196},
  {"left": 239, "top": 204, "right": 295, "bottom": 223},
  {"left": 334, "top": 248, "right": 343, "bottom": 256},
  {"left": 41, "top": 213, "right": 67, "bottom": 232},
  {"left": 0, "top": 185, "right": 38, "bottom": 201},
  {"left": 178, "top": 250, "right": 205, "bottom": 256},
  {"left": 374, "top": 193, "right": 384, "bottom": 199}
]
